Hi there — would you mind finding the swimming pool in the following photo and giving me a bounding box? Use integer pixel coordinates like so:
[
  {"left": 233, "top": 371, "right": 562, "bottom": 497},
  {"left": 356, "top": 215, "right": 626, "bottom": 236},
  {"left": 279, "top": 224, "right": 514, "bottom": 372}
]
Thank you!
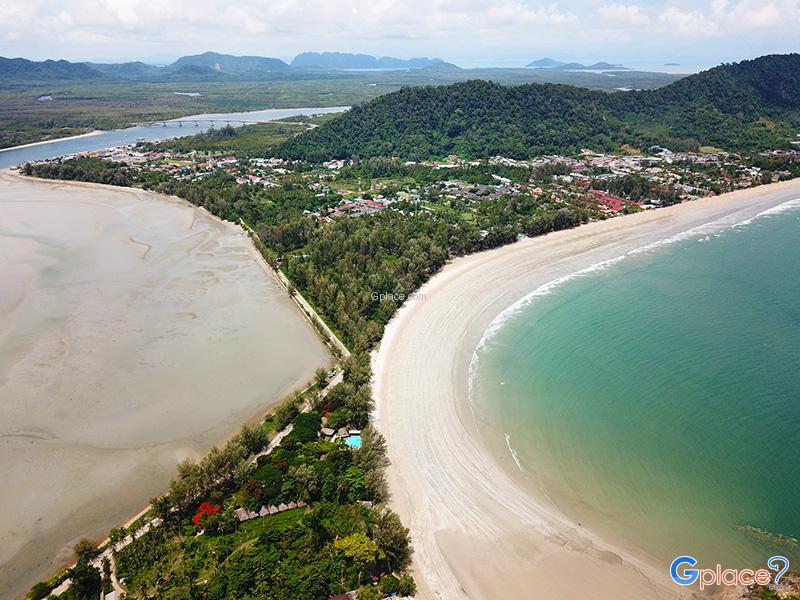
[{"left": 344, "top": 435, "right": 362, "bottom": 449}]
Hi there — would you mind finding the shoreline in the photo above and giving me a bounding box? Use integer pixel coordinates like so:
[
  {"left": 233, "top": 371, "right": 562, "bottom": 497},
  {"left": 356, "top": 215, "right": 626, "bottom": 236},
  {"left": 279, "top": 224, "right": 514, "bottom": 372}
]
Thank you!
[
  {"left": 372, "top": 178, "right": 800, "bottom": 599},
  {"left": 0, "top": 171, "right": 333, "bottom": 600},
  {"left": 0, "top": 130, "right": 104, "bottom": 153},
  {"left": 0, "top": 105, "right": 350, "bottom": 158}
]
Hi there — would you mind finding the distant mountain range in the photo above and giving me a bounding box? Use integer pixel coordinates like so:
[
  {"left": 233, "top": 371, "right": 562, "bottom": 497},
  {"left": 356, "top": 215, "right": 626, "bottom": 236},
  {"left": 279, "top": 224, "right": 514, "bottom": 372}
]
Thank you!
[
  {"left": 0, "top": 51, "right": 452, "bottom": 82},
  {"left": 291, "top": 52, "right": 447, "bottom": 70},
  {"left": 170, "top": 51, "right": 290, "bottom": 74},
  {"left": 527, "top": 57, "right": 628, "bottom": 70},
  {"left": 0, "top": 57, "right": 106, "bottom": 81}
]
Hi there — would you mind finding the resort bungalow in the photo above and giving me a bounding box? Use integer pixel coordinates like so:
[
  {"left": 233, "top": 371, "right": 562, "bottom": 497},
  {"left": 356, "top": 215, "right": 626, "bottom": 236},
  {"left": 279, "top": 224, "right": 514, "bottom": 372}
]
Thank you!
[
  {"left": 235, "top": 502, "right": 308, "bottom": 523},
  {"left": 235, "top": 508, "right": 251, "bottom": 522}
]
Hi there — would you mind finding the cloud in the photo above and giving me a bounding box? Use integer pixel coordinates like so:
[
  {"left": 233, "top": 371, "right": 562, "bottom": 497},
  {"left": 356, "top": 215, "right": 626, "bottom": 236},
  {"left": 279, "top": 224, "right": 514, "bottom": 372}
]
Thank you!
[
  {"left": 0, "top": 0, "right": 797, "bottom": 63},
  {"left": 598, "top": 3, "right": 650, "bottom": 26},
  {"left": 658, "top": 6, "right": 719, "bottom": 35},
  {"left": 0, "top": 0, "right": 586, "bottom": 58},
  {"left": 723, "top": 0, "right": 796, "bottom": 30}
]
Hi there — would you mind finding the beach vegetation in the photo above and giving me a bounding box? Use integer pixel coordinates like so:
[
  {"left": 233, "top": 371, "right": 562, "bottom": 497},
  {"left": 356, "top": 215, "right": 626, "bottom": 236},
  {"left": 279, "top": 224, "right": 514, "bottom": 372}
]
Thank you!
[{"left": 85, "top": 350, "right": 412, "bottom": 599}]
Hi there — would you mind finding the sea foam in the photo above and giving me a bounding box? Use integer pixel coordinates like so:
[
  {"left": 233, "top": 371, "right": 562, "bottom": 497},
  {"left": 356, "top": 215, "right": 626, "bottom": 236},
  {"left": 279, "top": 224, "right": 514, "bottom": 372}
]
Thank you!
[{"left": 467, "top": 195, "right": 800, "bottom": 426}]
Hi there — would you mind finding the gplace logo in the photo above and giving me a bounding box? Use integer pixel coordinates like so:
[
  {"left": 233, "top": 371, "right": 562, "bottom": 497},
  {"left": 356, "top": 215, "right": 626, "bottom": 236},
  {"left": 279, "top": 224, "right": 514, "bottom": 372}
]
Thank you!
[{"left": 670, "top": 555, "right": 790, "bottom": 590}]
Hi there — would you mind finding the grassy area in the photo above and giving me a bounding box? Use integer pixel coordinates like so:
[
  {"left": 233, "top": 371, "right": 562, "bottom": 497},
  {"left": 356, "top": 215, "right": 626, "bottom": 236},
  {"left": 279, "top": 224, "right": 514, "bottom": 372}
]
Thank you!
[{"left": 147, "top": 122, "right": 306, "bottom": 155}]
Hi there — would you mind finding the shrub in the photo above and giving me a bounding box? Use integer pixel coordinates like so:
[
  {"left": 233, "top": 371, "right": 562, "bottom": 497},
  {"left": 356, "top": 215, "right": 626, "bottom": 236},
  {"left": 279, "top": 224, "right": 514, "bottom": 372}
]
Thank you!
[
  {"left": 291, "top": 411, "right": 322, "bottom": 443},
  {"left": 379, "top": 573, "right": 400, "bottom": 594},
  {"left": 357, "top": 584, "right": 383, "bottom": 600},
  {"left": 27, "top": 582, "right": 50, "bottom": 600},
  {"left": 398, "top": 574, "right": 417, "bottom": 596}
]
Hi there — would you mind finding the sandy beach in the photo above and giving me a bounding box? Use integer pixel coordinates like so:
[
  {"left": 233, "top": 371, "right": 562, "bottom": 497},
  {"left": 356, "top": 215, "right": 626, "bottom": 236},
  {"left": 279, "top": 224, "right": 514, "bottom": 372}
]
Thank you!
[
  {"left": 0, "top": 171, "right": 331, "bottom": 600},
  {"left": 372, "top": 178, "right": 800, "bottom": 600},
  {"left": 0, "top": 130, "right": 103, "bottom": 153}
]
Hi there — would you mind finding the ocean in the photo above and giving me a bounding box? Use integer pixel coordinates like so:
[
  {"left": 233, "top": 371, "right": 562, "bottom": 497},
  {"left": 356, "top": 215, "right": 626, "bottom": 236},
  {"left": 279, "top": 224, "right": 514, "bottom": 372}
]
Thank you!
[{"left": 469, "top": 199, "right": 800, "bottom": 570}]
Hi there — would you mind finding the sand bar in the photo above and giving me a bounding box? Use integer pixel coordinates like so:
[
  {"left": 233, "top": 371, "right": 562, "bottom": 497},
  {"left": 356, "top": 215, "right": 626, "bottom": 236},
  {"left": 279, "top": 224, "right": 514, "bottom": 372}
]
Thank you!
[
  {"left": 372, "top": 178, "right": 800, "bottom": 600},
  {"left": 0, "top": 130, "right": 103, "bottom": 153},
  {"left": 0, "top": 171, "right": 331, "bottom": 599}
]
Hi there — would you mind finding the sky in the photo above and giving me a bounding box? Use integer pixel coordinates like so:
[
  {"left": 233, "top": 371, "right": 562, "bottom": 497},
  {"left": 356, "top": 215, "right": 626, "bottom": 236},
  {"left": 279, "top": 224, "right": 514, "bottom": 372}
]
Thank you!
[{"left": 0, "top": 0, "right": 798, "bottom": 69}]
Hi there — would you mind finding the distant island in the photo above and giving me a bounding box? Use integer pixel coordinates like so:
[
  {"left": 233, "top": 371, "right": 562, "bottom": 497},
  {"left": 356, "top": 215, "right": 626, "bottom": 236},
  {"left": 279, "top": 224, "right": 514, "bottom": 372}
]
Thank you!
[
  {"left": 291, "top": 52, "right": 449, "bottom": 70},
  {"left": 527, "top": 57, "right": 628, "bottom": 70}
]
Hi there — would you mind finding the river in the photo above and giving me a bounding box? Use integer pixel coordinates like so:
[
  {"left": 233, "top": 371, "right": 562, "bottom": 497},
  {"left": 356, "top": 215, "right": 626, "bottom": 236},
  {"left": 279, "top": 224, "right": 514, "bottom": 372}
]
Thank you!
[{"left": 0, "top": 106, "right": 348, "bottom": 169}]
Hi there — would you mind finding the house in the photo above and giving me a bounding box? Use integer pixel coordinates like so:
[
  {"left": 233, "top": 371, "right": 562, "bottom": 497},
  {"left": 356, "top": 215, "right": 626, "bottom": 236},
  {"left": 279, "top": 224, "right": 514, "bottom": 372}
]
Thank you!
[{"left": 588, "top": 189, "right": 629, "bottom": 212}]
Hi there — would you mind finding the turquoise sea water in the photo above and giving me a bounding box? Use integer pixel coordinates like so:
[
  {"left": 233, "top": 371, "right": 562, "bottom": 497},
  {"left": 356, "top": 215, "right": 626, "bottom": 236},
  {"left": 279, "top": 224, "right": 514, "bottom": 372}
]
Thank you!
[{"left": 470, "top": 201, "right": 800, "bottom": 570}]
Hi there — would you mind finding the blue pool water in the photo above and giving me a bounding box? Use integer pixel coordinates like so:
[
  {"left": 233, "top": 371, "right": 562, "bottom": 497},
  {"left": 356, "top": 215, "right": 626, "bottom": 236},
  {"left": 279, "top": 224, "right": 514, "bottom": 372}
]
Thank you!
[{"left": 345, "top": 435, "right": 362, "bottom": 449}]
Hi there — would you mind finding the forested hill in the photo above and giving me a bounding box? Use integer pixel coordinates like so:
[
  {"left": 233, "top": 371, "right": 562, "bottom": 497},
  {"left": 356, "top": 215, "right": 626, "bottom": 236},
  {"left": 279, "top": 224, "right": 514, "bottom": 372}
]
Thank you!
[{"left": 278, "top": 54, "right": 800, "bottom": 161}]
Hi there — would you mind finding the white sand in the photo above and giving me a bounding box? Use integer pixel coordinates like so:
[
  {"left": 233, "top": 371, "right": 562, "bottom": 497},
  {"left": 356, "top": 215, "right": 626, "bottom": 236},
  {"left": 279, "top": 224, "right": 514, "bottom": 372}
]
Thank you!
[
  {"left": 0, "top": 130, "right": 103, "bottom": 153},
  {"left": 0, "top": 171, "right": 331, "bottom": 599},
  {"left": 373, "top": 179, "right": 800, "bottom": 600}
]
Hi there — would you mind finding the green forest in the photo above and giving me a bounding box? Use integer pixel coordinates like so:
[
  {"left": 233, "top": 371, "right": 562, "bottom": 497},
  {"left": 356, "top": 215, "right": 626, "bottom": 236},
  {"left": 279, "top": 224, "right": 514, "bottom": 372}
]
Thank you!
[
  {"left": 279, "top": 54, "right": 800, "bottom": 161},
  {"left": 24, "top": 157, "right": 591, "bottom": 349}
]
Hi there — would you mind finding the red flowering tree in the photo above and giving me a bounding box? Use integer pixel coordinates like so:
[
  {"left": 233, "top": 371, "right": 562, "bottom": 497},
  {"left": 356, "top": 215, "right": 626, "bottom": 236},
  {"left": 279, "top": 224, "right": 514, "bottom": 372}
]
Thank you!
[{"left": 192, "top": 502, "right": 221, "bottom": 527}]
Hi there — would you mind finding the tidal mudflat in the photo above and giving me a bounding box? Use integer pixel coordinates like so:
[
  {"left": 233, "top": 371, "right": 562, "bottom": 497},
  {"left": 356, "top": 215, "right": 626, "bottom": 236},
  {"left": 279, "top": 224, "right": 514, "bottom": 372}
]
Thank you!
[{"left": 0, "top": 171, "right": 330, "bottom": 598}]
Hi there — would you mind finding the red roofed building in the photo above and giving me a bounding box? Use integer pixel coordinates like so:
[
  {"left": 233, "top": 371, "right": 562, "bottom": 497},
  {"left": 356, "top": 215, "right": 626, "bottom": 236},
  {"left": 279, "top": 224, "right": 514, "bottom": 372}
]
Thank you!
[{"left": 588, "top": 188, "right": 631, "bottom": 212}]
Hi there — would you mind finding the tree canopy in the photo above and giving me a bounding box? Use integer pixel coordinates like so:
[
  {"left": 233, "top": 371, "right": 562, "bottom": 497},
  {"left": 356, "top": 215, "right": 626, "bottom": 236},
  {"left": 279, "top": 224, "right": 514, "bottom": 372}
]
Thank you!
[{"left": 278, "top": 54, "right": 800, "bottom": 161}]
